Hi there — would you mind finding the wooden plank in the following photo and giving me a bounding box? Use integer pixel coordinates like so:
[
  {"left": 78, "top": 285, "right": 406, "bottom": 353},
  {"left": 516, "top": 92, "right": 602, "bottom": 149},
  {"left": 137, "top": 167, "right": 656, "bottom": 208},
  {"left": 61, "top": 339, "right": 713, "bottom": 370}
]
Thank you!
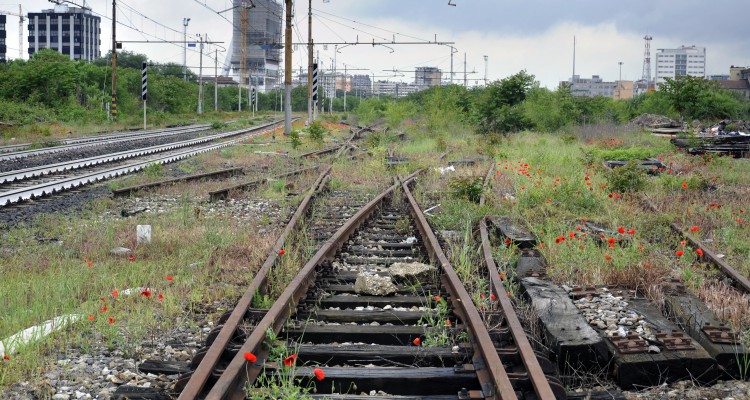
[
  {"left": 298, "top": 309, "right": 432, "bottom": 324},
  {"left": 489, "top": 216, "right": 536, "bottom": 249},
  {"left": 282, "top": 324, "right": 428, "bottom": 345},
  {"left": 520, "top": 277, "right": 609, "bottom": 373},
  {"left": 316, "top": 294, "right": 432, "bottom": 308},
  {"left": 516, "top": 249, "right": 547, "bottom": 278},
  {"left": 113, "top": 386, "right": 170, "bottom": 400},
  {"left": 294, "top": 343, "right": 470, "bottom": 366},
  {"left": 663, "top": 291, "right": 749, "bottom": 378},
  {"left": 138, "top": 360, "right": 190, "bottom": 375},
  {"left": 323, "top": 284, "right": 437, "bottom": 295}
]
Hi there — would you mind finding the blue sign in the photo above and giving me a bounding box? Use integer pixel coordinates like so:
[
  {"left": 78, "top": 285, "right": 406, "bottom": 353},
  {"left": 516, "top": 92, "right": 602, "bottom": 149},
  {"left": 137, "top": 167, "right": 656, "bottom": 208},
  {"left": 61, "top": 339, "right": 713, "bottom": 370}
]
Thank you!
[{"left": 187, "top": 43, "right": 197, "bottom": 48}]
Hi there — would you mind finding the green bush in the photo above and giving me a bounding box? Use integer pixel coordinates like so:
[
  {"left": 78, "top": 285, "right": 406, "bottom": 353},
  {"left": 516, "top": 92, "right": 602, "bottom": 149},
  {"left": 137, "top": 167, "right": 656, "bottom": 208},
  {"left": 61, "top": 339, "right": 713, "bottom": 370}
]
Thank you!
[
  {"left": 604, "top": 161, "right": 647, "bottom": 192},
  {"left": 307, "top": 121, "right": 326, "bottom": 146},
  {"left": 289, "top": 130, "right": 302, "bottom": 149},
  {"left": 448, "top": 176, "right": 484, "bottom": 203}
]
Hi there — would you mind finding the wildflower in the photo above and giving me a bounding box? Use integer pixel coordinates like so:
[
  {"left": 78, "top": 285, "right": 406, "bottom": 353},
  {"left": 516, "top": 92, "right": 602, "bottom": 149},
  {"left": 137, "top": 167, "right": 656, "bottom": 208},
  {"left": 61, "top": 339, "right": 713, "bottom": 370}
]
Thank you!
[
  {"left": 108, "top": 317, "right": 115, "bottom": 324},
  {"left": 243, "top": 352, "right": 257, "bottom": 363},
  {"left": 676, "top": 250, "right": 684, "bottom": 257},
  {"left": 490, "top": 294, "right": 497, "bottom": 301},
  {"left": 696, "top": 249, "right": 704, "bottom": 257},
  {"left": 680, "top": 240, "right": 686, "bottom": 246},
  {"left": 88, "top": 315, "right": 95, "bottom": 321},
  {"left": 128, "top": 256, "right": 135, "bottom": 262},
  {"left": 412, "top": 338, "right": 421, "bottom": 346},
  {"left": 555, "top": 236, "right": 565, "bottom": 244},
  {"left": 84, "top": 259, "right": 93, "bottom": 268},
  {"left": 690, "top": 226, "right": 699, "bottom": 232},
  {"left": 100, "top": 306, "right": 108, "bottom": 313},
  {"left": 158, "top": 293, "right": 164, "bottom": 301},
  {"left": 505, "top": 239, "right": 511, "bottom": 246},
  {"left": 141, "top": 289, "right": 152, "bottom": 298},
  {"left": 283, "top": 354, "right": 297, "bottom": 366},
  {"left": 499, "top": 273, "right": 506, "bottom": 280},
  {"left": 579, "top": 245, "right": 585, "bottom": 250},
  {"left": 576, "top": 225, "right": 582, "bottom": 231},
  {"left": 568, "top": 232, "right": 576, "bottom": 238},
  {"left": 645, "top": 263, "right": 651, "bottom": 269},
  {"left": 112, "top": 290, "right": 119, "bottom": 297},
  {"left": 100, "top": 297, "right": 106, "bottom": 302},
  {"left": 506, "top": 291, "right": 511, "bottom": 297},
  {"left": 479, "top": 294, "right": 485, "bottom": 299},
  {"left": 604, "top": 254, "right": 613, "bottom": 261},
  {"left": 166, "top": 275, "right": 174, "bottom": 281},
  {"left": 434, "top": 295, "right": 442, "bottom": 302},
  {"left": 607, "top": 237, "right": 616, "bottom": 245},
  {"left": 278, "top": 249, "right": 285, "bottom": 255},
  {"left": 682, "top": 182, "right": 688, "bottom": 189},
  {"left": 313, "top": 367, "right": 325, "bottom": 381},
  {"left": 2, "top": 355, "right": 9, "bottom": 360},
  {"left": 627, "top": 229, "right": 636, "bottom": 235},
  {"left": 618, "top": 226, "right": 626, "bottom": 234}
]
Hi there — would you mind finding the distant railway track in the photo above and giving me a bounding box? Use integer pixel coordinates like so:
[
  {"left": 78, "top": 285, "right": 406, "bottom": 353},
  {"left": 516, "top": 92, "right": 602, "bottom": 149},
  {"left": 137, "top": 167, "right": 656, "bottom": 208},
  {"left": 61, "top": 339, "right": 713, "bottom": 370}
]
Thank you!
[{"left": 0, "top": 120, "right": 284, "bottom": 207}]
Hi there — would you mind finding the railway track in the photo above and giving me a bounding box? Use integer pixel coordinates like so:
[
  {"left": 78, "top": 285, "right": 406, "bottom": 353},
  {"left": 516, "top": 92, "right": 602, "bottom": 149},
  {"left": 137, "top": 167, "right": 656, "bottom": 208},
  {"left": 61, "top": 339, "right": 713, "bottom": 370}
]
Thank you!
[
  {"left": 160, "top": 166, "right": 560, "bottom": 400},
  {"left": 0, "top": 120, "right": 284, "bottom": 207},
  {"left": 0, "top": 124, "right": 214, "bottom": 162}
]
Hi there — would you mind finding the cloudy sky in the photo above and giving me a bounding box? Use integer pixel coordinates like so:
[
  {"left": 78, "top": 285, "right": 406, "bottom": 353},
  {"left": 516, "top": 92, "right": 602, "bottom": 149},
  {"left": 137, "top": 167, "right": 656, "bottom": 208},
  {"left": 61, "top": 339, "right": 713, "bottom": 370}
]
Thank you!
[{"left": 6, "top": 0, "right": 750, "bottom": 88}]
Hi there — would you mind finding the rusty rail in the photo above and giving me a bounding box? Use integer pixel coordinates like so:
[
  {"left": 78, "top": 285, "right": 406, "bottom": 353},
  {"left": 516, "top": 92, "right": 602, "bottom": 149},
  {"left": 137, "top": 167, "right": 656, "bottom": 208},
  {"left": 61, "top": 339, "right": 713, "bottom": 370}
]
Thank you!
[
  {"left": 478, "top": 163, "right": 560, "bottom": 399},
  {"left": 111, "top": 168, "right": 244, "bottom": 197},
  {"left": 208, "top": 165, "right": 320, "bottom": 202},
  {"left": 641, "top": 194, "right": 750, "bottom": 293},
  {"left": 400, "top": 176, "right": 517, "bottom": 400},
  {"left": 176, "top": 166, "right": 331, "bottom": 400}
]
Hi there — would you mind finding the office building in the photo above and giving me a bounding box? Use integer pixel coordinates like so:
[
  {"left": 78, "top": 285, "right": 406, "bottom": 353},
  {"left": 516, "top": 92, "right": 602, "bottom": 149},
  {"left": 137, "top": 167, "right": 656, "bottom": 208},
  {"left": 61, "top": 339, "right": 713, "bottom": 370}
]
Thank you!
[
  {"left": 654, "top": 45, "right": 705, "bottom": 85},
  {"left": 27, "top": 4, "right": 101, "bottom": 61},
  {"left": 415, "top": 67, "right": 441, "bottom": 88}
]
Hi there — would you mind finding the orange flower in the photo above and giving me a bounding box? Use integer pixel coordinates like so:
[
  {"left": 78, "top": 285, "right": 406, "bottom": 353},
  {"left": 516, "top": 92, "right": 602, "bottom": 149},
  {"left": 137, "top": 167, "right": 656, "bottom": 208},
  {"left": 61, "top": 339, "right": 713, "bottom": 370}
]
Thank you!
[
  {"left": 676, "top": 250, "right": 684, "bottom": 257},
  {"left": 412, "top": 338, "right": 421, "bottom": 346},
  {"left": 283, "top": 354, "right": 297, "bottom": 366},
  {"left": 479, "top": 294, "right": 485, "bottom": 299},
  {"left": 313, "top": 367, "right": 325, "bottom": 381},
  {"left": 166, "top": 275, "right": 174, "bottom": 281},
  {"left": 568, "top": 232, "right": 575, "bottom": 238},
  {"left": 108, "top": 317, "right": 115, "bottom": 324},
  {"left": 243, "top": 352, "right": 257, "bottom": 362},
  {"left": 499, "top": 272, "right": 506, "bottom": 280},
  {"left": 690, "top": 226, "right": 699, "bottom": 233},
  {"left": 88, "top": 315, "right": 95, "bottom": 321},
  {"left": 434, "top": 295, "right": 442, "bottom": 302},
  {"left": 696, "top": 249, "right": 704, "bottom": 257},
  {"left": 84, "top": 259, "right": 93, "bottom": 268},
  {"left": 645, "top": 263, "right": 651, "bottom": 269},
  {"left": 607, "top": 237, "right": 616, "bottom": 245}
]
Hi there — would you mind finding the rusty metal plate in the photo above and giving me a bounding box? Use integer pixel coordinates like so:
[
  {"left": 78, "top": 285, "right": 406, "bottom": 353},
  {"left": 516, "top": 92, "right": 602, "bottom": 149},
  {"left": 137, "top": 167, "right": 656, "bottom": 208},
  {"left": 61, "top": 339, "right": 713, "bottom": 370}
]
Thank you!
[
  {"left": 702, "top": 324, "right": 739, "bottom": 344},
  {"left": 610, "top": 333, "right": 650, "bottom": 354},
  {"left": 656, "top": 331, "right": 695, "bottom": 350}
]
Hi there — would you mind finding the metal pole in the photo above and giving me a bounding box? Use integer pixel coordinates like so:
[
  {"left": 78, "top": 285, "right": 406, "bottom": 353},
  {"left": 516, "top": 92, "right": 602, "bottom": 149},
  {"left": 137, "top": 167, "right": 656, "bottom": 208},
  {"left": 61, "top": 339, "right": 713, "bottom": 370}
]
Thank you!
[
  {"left": 198, "top": 35, "right": 204, "bottom": 114},
  {"left": 183, "top": 18, "right": 190, "bottom": 81},
  {"left": 464, "top": 52, "right": 467, "bottom": 88},
  {"left": 143, "top": 100, "right": 147, "bottom": 129},
  {"left": 332, "top": 45, "right": 337, "bottom": 113},
  {"left": 284, "top": 0, "right": 292, "bottom": 134},
  {"left": 343, "top": 64, "right": 347, "bottom": 112},
  {"left": 450, "top": 46, "right": 454, "bottom": 84},
  {"left": 111, "top": 0, "right": 117, "bottom": 120},
  {"left": 484, "top": 55, "right": 488, "bottom": 86},
  {"left": 215, "top": 49, "right": 219, "bottom": 112},
  {"left": 307, "top": 0, "right": 313, "bottom": 125}
]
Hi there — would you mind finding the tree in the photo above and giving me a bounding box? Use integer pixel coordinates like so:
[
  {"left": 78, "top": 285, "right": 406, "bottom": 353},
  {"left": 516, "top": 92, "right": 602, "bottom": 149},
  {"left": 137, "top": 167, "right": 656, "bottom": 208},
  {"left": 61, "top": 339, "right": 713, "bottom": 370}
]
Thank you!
[
  {"left": 659, "top": 75, "right": 743, "bottom": 120},
  {"left": 93, "top": 50, "right": 148, "bottom": 70},
  {"left": 471, "top": 70, "right": 535, "bottom": 135}
]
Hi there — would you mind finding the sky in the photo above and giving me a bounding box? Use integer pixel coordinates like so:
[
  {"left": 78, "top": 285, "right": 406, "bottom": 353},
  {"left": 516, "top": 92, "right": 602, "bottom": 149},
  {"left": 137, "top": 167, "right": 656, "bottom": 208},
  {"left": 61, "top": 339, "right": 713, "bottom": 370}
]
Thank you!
[{"left": 4, "top": 0, "right": 750, "bottom": 88}]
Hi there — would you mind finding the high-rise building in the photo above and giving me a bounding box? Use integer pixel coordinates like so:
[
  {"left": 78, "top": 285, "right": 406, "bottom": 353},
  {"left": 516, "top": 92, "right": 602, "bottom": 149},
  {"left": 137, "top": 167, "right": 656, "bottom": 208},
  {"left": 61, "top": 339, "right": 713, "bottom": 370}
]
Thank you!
[
  {"left": 654, "top": 45, "right": 705, "bottom": 86},
  {"left": 0, "top": 15, "right": 7, "bottom": 63},
  {"left": 351, "top": 74, "right": 371, "bottom": 96},
  {"left": 415, "top": 67, "right": 442, "bottom": 88},
  {"left": 224, "top": 0, "right": 282, "bottom": 92},
  {"left": 27, "top": 4, "right": 100, "bottom": 61}
]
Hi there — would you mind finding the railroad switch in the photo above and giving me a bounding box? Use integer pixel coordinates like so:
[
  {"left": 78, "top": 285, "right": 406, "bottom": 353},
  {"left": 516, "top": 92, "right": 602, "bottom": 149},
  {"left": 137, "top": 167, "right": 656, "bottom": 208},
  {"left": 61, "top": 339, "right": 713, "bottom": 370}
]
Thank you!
[
  {"left": 655, "top": 330, "right": 695, "bottom": 350},
  {"left": 702, "top": 323, "right": 738, "bottom": 344},
  {"left": 609, "top": 333, "right": 650, "bottom": 354}
]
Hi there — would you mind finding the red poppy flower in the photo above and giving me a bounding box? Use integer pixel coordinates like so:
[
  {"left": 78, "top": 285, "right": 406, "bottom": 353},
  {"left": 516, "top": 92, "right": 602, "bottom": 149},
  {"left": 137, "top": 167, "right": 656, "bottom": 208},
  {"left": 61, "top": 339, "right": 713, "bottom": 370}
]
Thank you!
[
  {"left": 682, "top": 182, "right": 688, "bottom": 189},
  {"left": 88, "top": 315, "right": 95, "bottom": 321},
  {"left": 108, "top": 317, "right": 115, "bottom": 324},
  {"left": 100, "top": 306, "right": 108, "bottom": 313},
  {"left": 479, "top": 294, "right": 485, "bottom": 299},
  {"left": 283, "top": 354, "right": 297, "bottom": 366},
  {"left": 166, "top": 276, "right": 174, "bottom": 281},
  {"left": 100, "top": 297, "right": 106, "bottom": 303},
  {"left": 676, "top": 250, "right": 684, "bottom": 257},
  {"left": 627, "top": 229, "right": 636, "bottom": 235},
  {"left": 604, "top": 254, "right": 613, "bottom": 261},
  {"left": 84, "top": 259, "right": 93, "bottom": 268},
  {"left": 313, "top": 367, "right": 325, "bottom": 381},
  {"left": 158, "top": 293, "right": 164, "bottom": 301},
  {"left": 499, "top": 273, "right": 506, "bottom": 280},
  {"left": 490, "top": 294, "right": 497, "bottom": 300},
  {"left": 680, "top": 240, "right": 686, "bottom": 246},
  {"left": 618, "top": 226, "right": 626, "bottom": 234},
  {"left": 2, "top": 355, "right": 9, "bottom": 360},
  {"left": 112, "top": 290, "right": 119, "bottom": 297},
  {"left": 607, "top": 237, "right": 615, "bottom": 244},
  {"left": 696, "top": 249, "right": 704, "bottom": 257},
  {"left": 568, "top": 232, "right": 575, "bottom": 238},
  {"left": 555, "top": 236, "right": 565, "bottom": 243},
  {"left": 279, "top": 249, "right": 285, "bottom": 255},
  {"left": 243, "top": 352, "right": 257, "bottom": 362},
  {"left": 505, "top": 239, "right": 511, "bottom": 246},
  {"left": 690, "top": 226, "right": 699, "bottom": 232},
  {"left": 128, "top": 256, "right": 135, "bottom": 262},
  {"left": 506, "top": 291, "right": 511, "bottom": 297},
  {"left": 141, "top": 289, "right": 152, "bottom": 298},
  {"left": 434, "top": 295, "right": 442, "bottom": 302},
  {"left": 645, "top": 263, "right": 651, "bottom": 269},
  {"left": 412, "top": 338, "right": 421, "bottom": 346}
]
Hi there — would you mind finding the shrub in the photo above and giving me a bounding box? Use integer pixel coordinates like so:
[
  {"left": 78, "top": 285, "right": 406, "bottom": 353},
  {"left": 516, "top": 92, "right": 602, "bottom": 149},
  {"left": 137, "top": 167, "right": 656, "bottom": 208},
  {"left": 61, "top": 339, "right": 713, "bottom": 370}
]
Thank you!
[
  {"left": 289, "top": 130, "right": 302, "bottom": 149},
  {"left": 307, "top": 121, "right": 325, "bottom": 146},
  {"left": 448, "top": 176, "right": 484, "bottom": 203},
  {"left": 604, "top": 161, "right": 647, "bottom": 192}
]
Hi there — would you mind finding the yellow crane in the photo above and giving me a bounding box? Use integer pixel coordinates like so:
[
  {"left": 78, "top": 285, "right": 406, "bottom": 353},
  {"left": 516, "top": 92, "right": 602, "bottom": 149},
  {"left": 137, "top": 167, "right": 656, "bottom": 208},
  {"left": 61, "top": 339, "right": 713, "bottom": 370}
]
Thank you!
[{"left": 0, "top": 4, "right": 24, "bottom": 60}]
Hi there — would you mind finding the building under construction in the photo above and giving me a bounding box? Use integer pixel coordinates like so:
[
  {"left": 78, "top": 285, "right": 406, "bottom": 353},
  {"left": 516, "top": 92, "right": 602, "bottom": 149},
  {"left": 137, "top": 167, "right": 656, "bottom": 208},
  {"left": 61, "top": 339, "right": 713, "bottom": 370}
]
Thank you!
[{"left": 224, "top": 0, "right": 282, "bottom": 92}]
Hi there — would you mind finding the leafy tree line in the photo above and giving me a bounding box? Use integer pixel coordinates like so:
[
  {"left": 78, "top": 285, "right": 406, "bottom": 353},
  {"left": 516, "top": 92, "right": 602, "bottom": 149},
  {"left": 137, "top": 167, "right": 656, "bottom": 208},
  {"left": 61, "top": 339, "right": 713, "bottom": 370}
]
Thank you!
[{"left": 353, "top": 70, "right": 750, "bottom": 136}]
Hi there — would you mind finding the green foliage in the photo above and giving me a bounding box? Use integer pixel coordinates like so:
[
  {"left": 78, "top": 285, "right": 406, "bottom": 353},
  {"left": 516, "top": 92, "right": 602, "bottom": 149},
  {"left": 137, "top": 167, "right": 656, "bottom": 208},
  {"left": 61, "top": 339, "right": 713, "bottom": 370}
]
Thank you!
[
  {"left": 354, "top": 97, "right": 386, "bottom": 125},
  {"left": 210, "top": 121, "right": 225, "bottom": 130},
  {"left": 589, "top": 147, "right": 661, "bottom": 162},
  {"left": 448, "top": 176, "right": 484, "bottom": 203},
  {"left": 383, "top": 100, "right": 416, "bottom": 128},
  {"left": 523, "top": 86, "right": 578, "bottom": 131},
  {"left": 307, "top": 121, "right": 326, "bottom": 145},
  {"left": 604, "top": 161, "right": 647, "bottom": 192},
  {"left": 658, "top": 75, "right": 745, "bottom": 120},
  {"left": 471, "top": 70, "right": 535, "bottom": 135},
  {"left": 288, "top": 130, "right": 302, "bottom": 149},
  {"left": 143, "top": 163, "right": 163, "bottom": 179}
]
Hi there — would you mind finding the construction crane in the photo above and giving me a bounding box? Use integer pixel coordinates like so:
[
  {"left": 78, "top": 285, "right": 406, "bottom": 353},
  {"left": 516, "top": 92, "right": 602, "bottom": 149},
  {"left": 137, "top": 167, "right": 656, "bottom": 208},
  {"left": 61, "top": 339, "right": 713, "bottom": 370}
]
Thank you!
[{"left": 0, "top": 4, "right": 24, "bottom": 60}]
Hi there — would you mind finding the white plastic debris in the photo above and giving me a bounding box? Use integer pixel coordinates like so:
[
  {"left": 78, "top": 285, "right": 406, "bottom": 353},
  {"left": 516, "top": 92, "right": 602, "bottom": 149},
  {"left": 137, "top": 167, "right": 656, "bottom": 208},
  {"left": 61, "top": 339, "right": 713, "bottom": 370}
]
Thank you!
[
  {"left": 434, "top": 165, "right": 456, "bottom": 175},
  {"left": 404, "top": 236, "right": 417, "bottom": 244},
  {"left": 137, "top": 225, "right": 152, "bottom": 245},
  {"left": 0, "top": 314, "right": 81, "bottom": 357}
]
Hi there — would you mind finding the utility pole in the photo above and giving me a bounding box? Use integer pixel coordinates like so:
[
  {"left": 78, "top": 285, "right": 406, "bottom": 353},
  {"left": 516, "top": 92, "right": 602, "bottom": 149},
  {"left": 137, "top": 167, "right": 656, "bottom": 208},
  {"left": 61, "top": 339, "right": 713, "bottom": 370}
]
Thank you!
[
  {"left": 198, "top": 34, "right": 204, "bottom": 114},
  {"left": 450, "top": 45, "right": 455, "bottom": 85},
  {"left": 183, "top": 17, "right": 190, "bottom": 81},
  {"left": 237, "top": 68, "right": 242, "bottom": 112},
  {"left": 617, "top": 61, "right": 623, "bottom": 99},
  {"left": 483, "top": 55, "right": 488, "bottom": 86},
  {"left": 284, "top": 0, "right": 292, "bottom": 134},
  {"left": 215, "top": 49, "right": 219, "bottom": 111},
  {"left": 111, "top": 0, "right": 117, "bottom": 120},
  {"left": 572, "top": 36, "right": 576, "bottom": 83},
  {"left": 343, "top": 64, "right": 347, "bottom": 112},
  {"left": 240, "top": 2, "right": 249, "bottom": 114},
  {"left": 463, "top": 52, "right": 467, "bottom": 88},
  {"left": 307, "top": 0, "right": 313, "bottom": 125}
]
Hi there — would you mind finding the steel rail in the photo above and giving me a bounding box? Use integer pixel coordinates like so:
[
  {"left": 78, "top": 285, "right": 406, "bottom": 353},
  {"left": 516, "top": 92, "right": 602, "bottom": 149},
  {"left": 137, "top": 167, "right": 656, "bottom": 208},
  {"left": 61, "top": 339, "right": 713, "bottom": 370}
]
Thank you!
[
  {"left": 641, "top": 194, "right": 750, "bottom": 293},
  {"left": 197, "top": 172, "right": 422, "bottom": 400},
  {"left": 208, "top": 165, "right": 320, "bottom": 202},
  {"left": 0, "top": 125, "right": 212, "bottom": 162},
  {"left": 400, "top": 177, "right": 517, "bottom": 400},
  {"left": 177, "top": 165, "right": 332, "bottom": 399},
  {"left": 111, "top": 167, "right": 244, "bottom": 197},
  {"left": 478, "top": 163, "right": 561, "bottom": 399},
  {"left": 0, "top": 125, "right": 279, "bottom": 206},
  {"left": 0, "top": 120, "right": 281, "bottom": 184}
]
